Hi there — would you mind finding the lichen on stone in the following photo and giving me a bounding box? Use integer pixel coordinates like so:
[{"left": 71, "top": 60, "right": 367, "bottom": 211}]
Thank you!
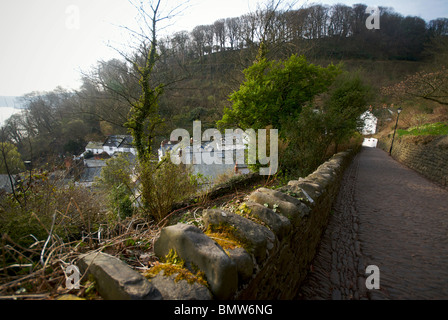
[
  {"left": 164, "top": 248, "right": 185, "bottom": 267},
  {"left": 144, "top": 249, "right": 208, "bottom": 287},
  {"left": 235, "top": 202, "right": 268, "bottom": 228},
  {"left": 204, "top": 222, "right": 252, "bottom": 255}
]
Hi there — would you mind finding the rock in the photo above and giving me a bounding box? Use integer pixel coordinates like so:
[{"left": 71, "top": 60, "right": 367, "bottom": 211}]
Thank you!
[
  {"left": 248, "top": 188, "right": 310, "bottom": 225},
  {"left": 226, "top": 247, "right": 254, "bottom": 284},
  {"left": 202, "top": 209, "right": 275, "bottom": 264},
  {"left": 358, "top": 276, "right": 367, "bottom": 297},
  {"left": 154, "top": 223, "right": 238, "bottom": 300},
  {"left": 150, "top": 272, "right": 212, "bottom": 300},
  {"left": 288, "top": 180, "right": 323, "bottom": 202},
  {"left": 77, "top": 252, "right": 162, "bottom": 300},
  {"left": 244, "top": 201, "right": 292, "bottom": 240},
  {"left": 278, "top": 185, "right": 315, "bottom": 206},
  {"left": 332, "top": 289, "right": 342, "bottom": 300},
  {"left": 330, "top": 270, "right": 340, "bottom": 286}
]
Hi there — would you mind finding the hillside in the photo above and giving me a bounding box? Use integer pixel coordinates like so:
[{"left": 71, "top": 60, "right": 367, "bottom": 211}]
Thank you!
[
  {"left": 0, "top": 3, "right": 446, "bottom": 167},
  {"left": 0, "top": 1, "right": 447, "bottom": 301}
]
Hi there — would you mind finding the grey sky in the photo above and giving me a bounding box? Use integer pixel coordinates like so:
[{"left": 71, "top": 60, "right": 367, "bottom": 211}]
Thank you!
[{"left": 0, "top": 0, "right": 446, "bottom": 97}]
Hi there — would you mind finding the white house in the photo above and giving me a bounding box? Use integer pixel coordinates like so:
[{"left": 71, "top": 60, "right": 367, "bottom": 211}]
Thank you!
[
  {"left": 85, "top": 141, "right": 104, "bottom": 155},
  {"left": 85, "top": 135, "right": 137, "bottom": 157},
  {"left": 360, "top": 111, "right": 378, "bottom": 135},
  {"left": 102, "top": 135, "right": 137, "bottom": 156},
  {"left": 362, "top": 138, "right": 378, "bottom": 148},
  {"left": 158, "top": 139, "right": 181, "bottom": 161},
  {"left": 157, "top": 137, "right": 250, "bottom": 184}
]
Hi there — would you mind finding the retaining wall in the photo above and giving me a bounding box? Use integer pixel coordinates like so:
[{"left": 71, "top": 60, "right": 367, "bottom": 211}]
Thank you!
[
  {"left": 378, "top": 135, "right": 448, "bottom": 187},
  {"left": 77, "top": 147, "right": 359, "bottom": 300}
]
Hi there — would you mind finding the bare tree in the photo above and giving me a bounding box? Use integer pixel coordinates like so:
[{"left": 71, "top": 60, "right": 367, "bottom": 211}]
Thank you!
[
  {"left": 214, "top": 19, "right": 227, "bottom": 52},
  {"left": 382, "top": 68, "right": 448, "bottom": 106},
  {"left": 0, "top": 127, "right": 21, "bottom": 204},
  {"left": 226, "top": 17, "right": 241, "bottom": 50},
  {"left": 171, "top": 30, "right": 192, "bottom": 63},
  {"left": 328, "top": 4, "right": 353, "bottom": 38},
  {"left": 191, "top": 25, "right": 207, "bottom": 61},
  {"left": 124, "top": 0, "right": 183, "bottom": 162},
  {"left": 203, "top": 25, "right": 215, "bottom": 55},
  {"left": 85, "top": 0, "right": 190, "bottom": 162}
]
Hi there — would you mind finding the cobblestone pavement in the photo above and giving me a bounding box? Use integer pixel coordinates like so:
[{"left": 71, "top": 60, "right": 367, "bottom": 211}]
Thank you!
[{"left": 296, "top": 147, "right": 448, "bottom": 300}]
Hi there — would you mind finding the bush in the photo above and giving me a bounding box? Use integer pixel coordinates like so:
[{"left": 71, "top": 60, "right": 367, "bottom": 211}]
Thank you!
[
  {"left": 139, "top": 158, "right": 200, "bottom": 223},
  {"left": 0, "top": 171, "right": 106, "bottom": 249},
  {"left": 95, "top": 153, "right": 136, "bottom": 219},
  {"left": 109, "top": 184, "right": 134, "bottom": 220},
  {"left": 217, "top": 54, "right": 341, "bottom": 132},
  {"left": 281, "top": 106, "right": 331, "bottom": 177}
]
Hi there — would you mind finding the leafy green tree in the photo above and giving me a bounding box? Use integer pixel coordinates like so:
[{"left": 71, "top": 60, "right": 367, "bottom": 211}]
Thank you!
[
  {"left": 96, "top": 153, "right": 134, "bottom": 190},
  {"left": 280, "top": 76, "right": 370, "bottom": 176},
  {"left": 217, "top": 54, "right": 341, "bottom": 134},
  {"left": 324, "top": 74, "right": 372, "bottom": 152},
  {"left": 281, "top": 106, "right": 332, "bottom": 176},
  {"left": 0, "top": 141, "right": 25, "bottom": 174},
  {"left": 95, "top": 153, "right": 135, "bottom": 219}
]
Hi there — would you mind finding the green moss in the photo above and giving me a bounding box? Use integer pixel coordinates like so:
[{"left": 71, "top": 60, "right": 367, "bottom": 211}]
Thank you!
[
  {"left": 236, "top": 202, "right": 268, "bottom": 228},
  {"left": 205, "top": 222, "right": 251, "bottom": 253},
  {"left": 164, "top": 248, "right": 185, "bottom": 267},
  {"left": 144, "top": 249, "right": 208, "bottom": 287},
  {"left": 236, "top": 202, "right": 252, "bottom": 217},
  {"left": 145, "top": 263, "right": 208, "bottom": 287}
]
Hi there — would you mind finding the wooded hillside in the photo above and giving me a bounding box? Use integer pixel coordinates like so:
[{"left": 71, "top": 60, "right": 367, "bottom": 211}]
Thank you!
[{"left": 1, "top": 2, "right": 447, "bottom": 168}]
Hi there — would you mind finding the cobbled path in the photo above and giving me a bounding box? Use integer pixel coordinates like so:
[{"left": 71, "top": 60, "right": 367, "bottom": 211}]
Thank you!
[{"left": 296, "top": 147, "right": 448, "bottom": 300}]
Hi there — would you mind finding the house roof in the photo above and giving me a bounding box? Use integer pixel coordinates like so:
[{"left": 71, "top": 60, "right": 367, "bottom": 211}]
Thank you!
[
  {"left": 103, "top": 135, "right": 134, "bottom": 148},
  {"left": 86, "top": 142, "right": 103, "bottom": 149},
  {"left": 118, "top": 136, "right": 134, "bottom": 149},
  {"left": 79, "top": 167, "right": 103, "bottom": 183}
]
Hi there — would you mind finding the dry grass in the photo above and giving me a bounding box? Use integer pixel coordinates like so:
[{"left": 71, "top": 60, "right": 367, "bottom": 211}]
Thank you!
[{"left": 0, "top": 214, "right": 161, "bottom": 300}]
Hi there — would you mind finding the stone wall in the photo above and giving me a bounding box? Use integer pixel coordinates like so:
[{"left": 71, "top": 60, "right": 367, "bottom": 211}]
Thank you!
[
  {"left": 378, "top": 135, "right": 448, "bottom": 187},
  {"left": 77, "top": 148, "right": 358, "bottom": 300},
  {"left": 153, "top": 148, "right": 357, "bottom": 300}
]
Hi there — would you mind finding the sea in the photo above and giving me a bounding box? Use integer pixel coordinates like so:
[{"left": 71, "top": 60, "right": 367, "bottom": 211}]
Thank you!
[{"left": 0, "top": 96, "right": 24, "bottom": 126}]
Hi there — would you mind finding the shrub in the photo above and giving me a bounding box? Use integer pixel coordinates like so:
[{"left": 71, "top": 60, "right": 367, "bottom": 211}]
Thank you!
[
  {"left": 109, "top": 184, "right": 135, "bottom": 220},
  {"left": 0, "top": 171, "right": 105, "bottom": 249},
  {"left": 95, "top": 153, "right": 136, "bottom": 219},
  {"left": 139, "top": 158, "right": 199, "bottom": 223},
  {"left": 281, "top": 107, "right": 331, "bottom": 177},
  {"left": 217, "top": 54, "right": 341, "bottom": 133}
]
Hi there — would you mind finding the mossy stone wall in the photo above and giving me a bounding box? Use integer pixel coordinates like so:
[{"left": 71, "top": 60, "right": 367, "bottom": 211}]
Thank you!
[{"left": 378, "top": 135, "right": 448, "bottom": 187}]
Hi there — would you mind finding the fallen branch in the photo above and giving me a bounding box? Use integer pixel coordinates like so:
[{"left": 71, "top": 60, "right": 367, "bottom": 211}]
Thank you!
[
  {"left": 0, "top": 293, "right": 50, "bottom": 300},
  {"left": 40, "top": 211, "right": 57, "bottom": 267}
]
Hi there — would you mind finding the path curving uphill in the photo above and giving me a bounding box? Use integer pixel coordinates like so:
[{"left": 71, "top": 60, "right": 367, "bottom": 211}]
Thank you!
[{"left": 297, "top": 147, "right": 448, "bottom": 300}]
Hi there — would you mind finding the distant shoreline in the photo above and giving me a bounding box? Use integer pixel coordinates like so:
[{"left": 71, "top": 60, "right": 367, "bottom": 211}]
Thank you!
[
  {"left": 0, "top": 106, "right": 23, "bottom": 126},
  {"left": 0, "top": 96, "right": 24, "bottom": 109}
]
